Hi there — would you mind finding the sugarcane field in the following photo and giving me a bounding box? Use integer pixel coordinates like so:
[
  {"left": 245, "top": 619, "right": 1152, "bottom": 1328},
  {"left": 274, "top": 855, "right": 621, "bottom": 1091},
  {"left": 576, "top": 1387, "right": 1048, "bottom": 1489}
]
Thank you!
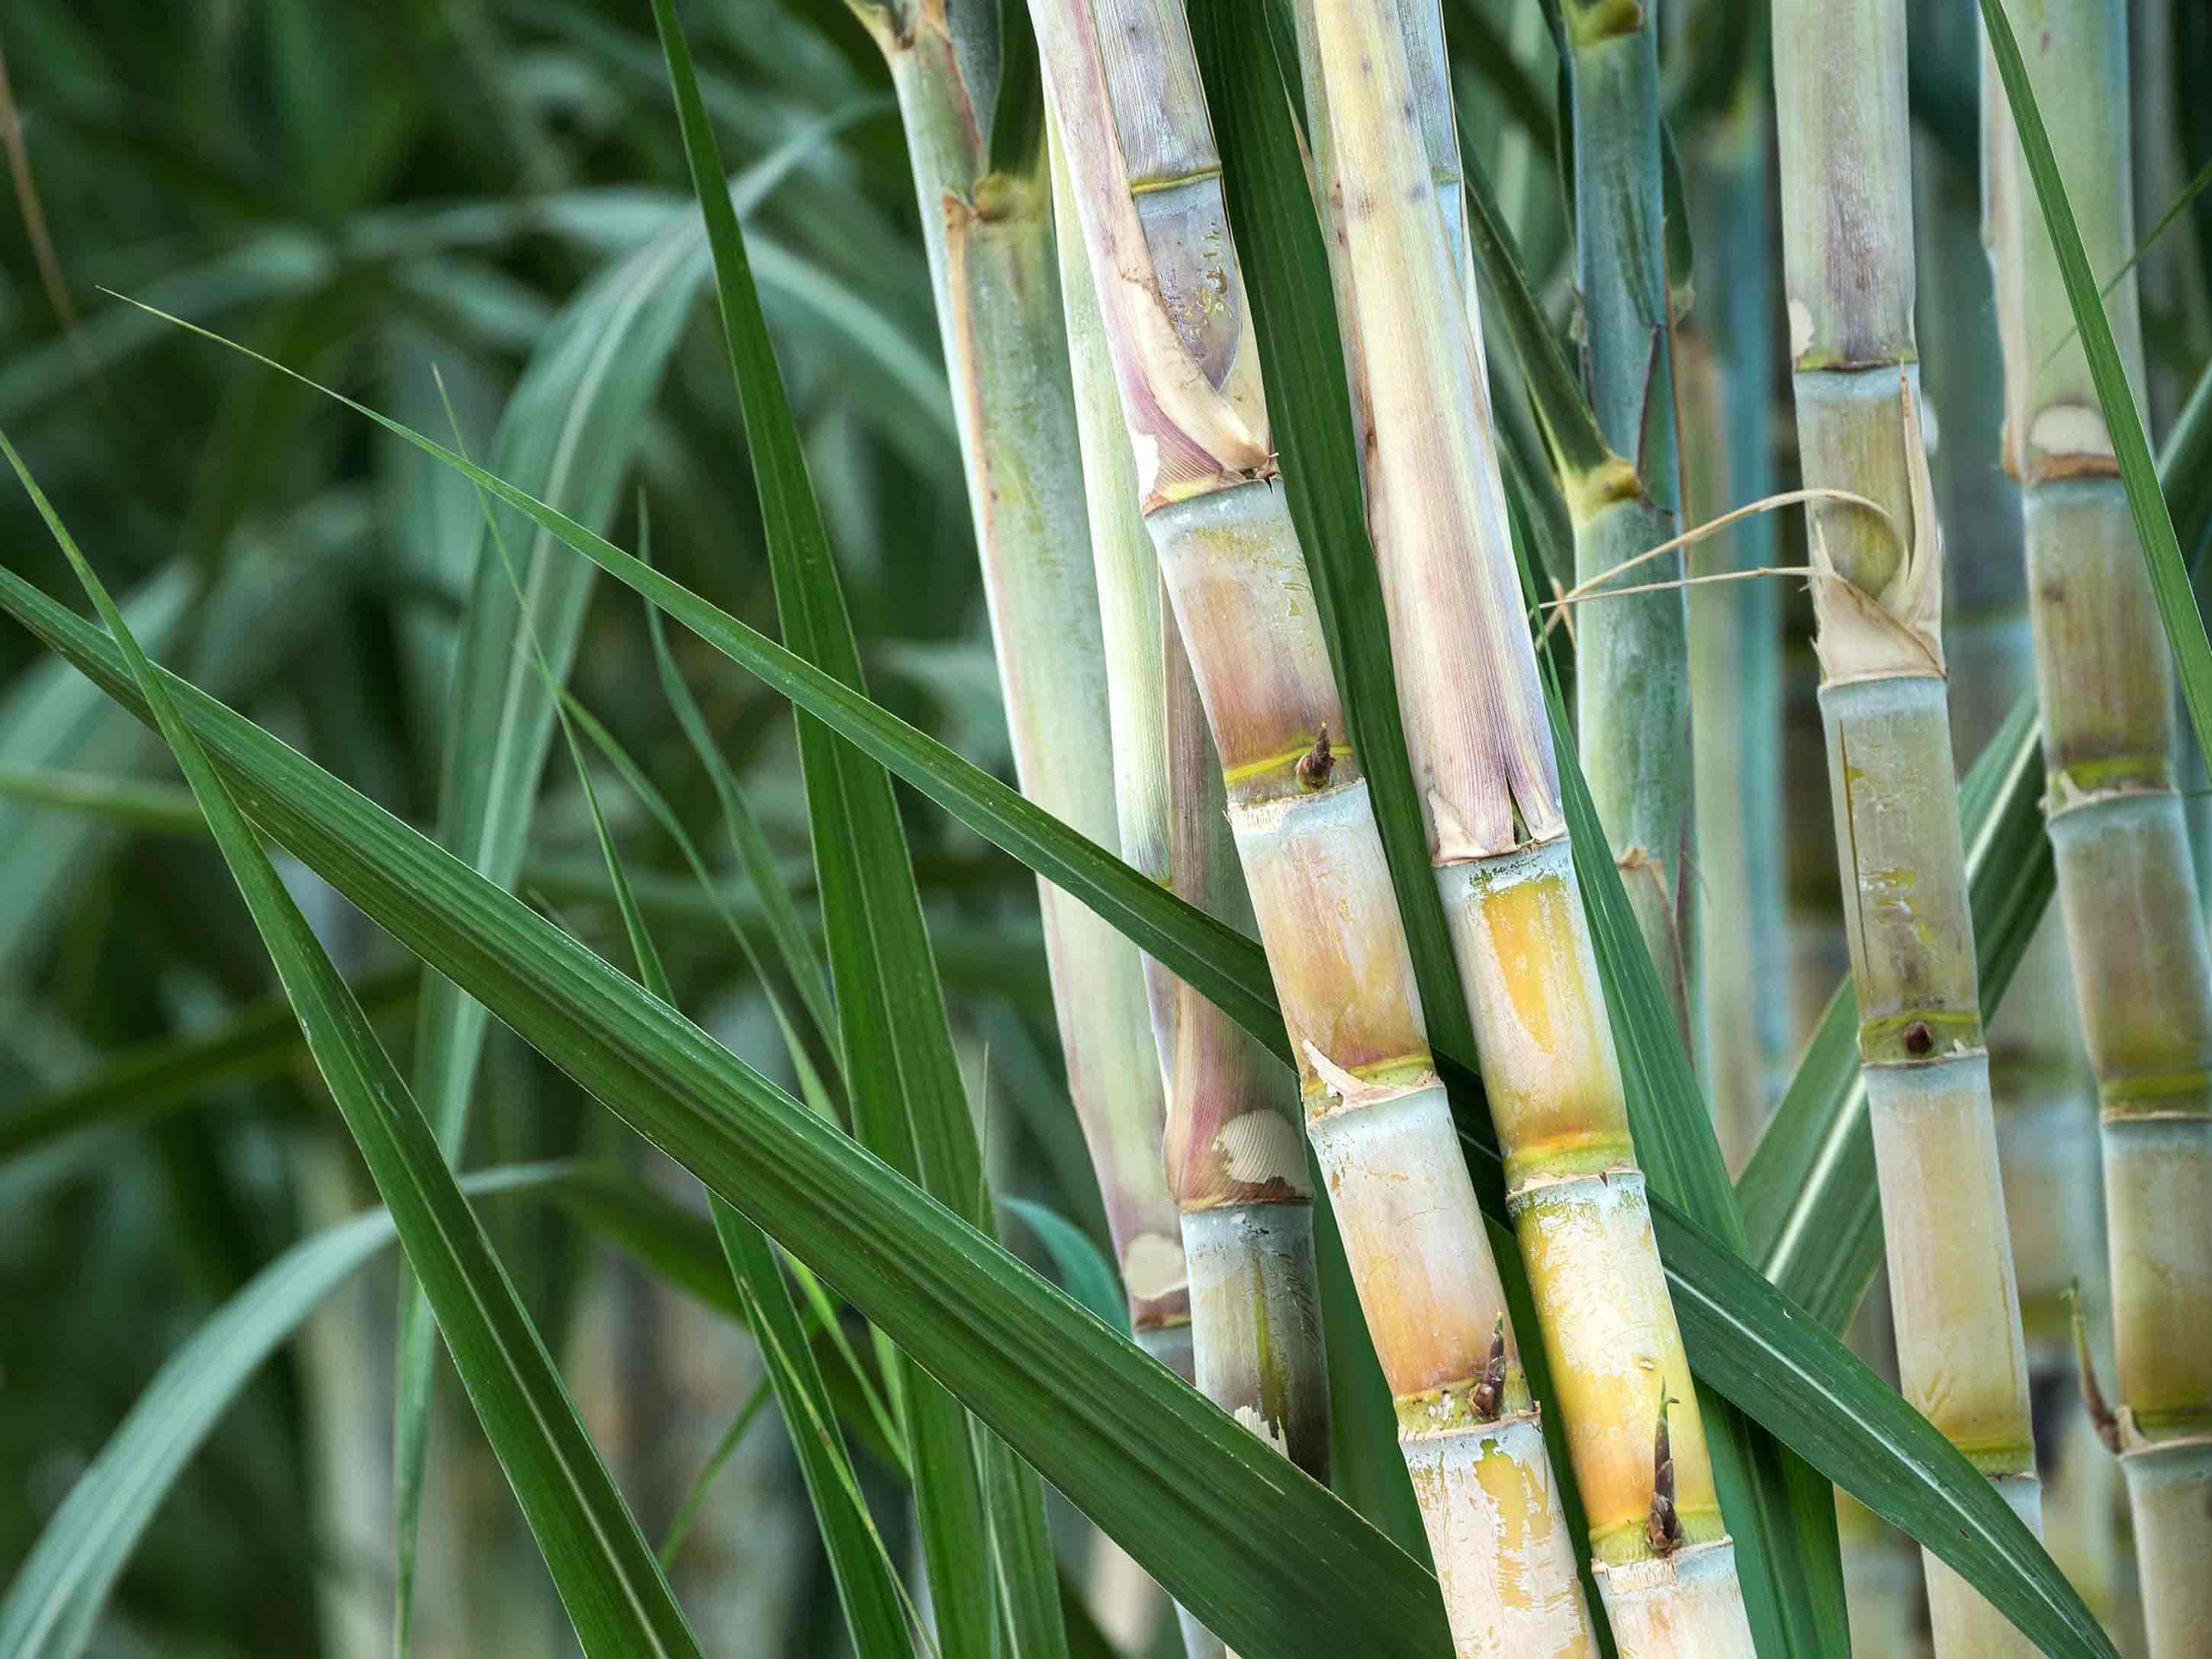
[{"left": 6, "top": 1, "right": 2212, "bottom": 1654}]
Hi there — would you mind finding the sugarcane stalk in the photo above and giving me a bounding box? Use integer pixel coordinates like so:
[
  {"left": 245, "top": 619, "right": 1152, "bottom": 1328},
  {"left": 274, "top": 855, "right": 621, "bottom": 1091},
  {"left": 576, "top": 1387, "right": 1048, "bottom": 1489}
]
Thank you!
[
  {"left": 1985, "top": 5, "right": 2212, "bottom": 1651},
  {"left": 1051, "top": 121, "right": 1330, "bottom": 1657},
  {"left": 1158, "top": 603, "right": 1331, "bottom": 1481},
  {"left": 1772, "top": 2, "right": 2042, "bottom": 1652},
  {"left": 1912, "top": 0, "right": 2122, "bottom": 1622},
  {"left": 847, "top": 0, "right": 1189, "bottom": 1347},
  {"left": 1677, "top": 50, "right": 1787, "bottom": 1154},
  {"left": 1292, "top": 2, "right": 1751, "bottom": 1651},
  {"left": 1031, "top": 1, "right": 1595, "bottom": 1650},
  {"left": 1559, "top": 0, "right": 1695, "bottom": 1048}
]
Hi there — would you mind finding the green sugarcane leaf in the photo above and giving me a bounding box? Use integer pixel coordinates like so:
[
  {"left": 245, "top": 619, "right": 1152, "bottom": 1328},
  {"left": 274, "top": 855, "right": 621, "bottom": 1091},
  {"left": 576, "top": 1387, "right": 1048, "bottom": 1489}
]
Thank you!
[
  {"left": 1660, "top": 117, "right": 1694, "bottom": 320},
  {"left": 1444, "top": 0, "right": 1558, "bottom": 156},
  {"left": 1460, "top": 126, "right": 1618, "bottom": 484},
  {"left": 1000, "top": 1197, "right": 1129, "bottom": 1337},
  {"left": 1, "top": 436, "right": 707, "bottom": 1659},
  {"left": 467, "top": 421, "right": 918, "bottom": 1659},
  {"left": 988, "top": 0, "right": 1046, "bottom": 180},
  {"left": 390, "top": 176, "right": 715, "bottom": 1650},
  {"left": 1742, "top": 356, "right": 2212, "bottom": 1334},
  {"left": 69, "top": 279, "right": 2121, "bottom": 1649},
  {"left": 1646, "top": 1201, "right": 2112, "bottom": 1659},
  {"left": 95, "top": 301, "right": 1286, "bottom": 1110},
  {"left": 556, "top": 686, "right": 838, "bottom": 1119},
  {"left": 642, "top": 542, "right": 838, "bottom": 1061},
  {"left": 0, "top": 1160, "right": 564, "bottom": 1659},
  {"left": 0, "top": 1153, "right": 841, "bottom": 1659},
  {"left": 0, "top": 570, "right": 1458, "bottom": 1658},
  {"left": 0, "top": 530, "right": 2121, "bottom": 1659},
  {"left": 0, "top": 966, "right": 416, "bottom": 1165},
  {"left": 1979, "top": 0, "right": 2212, "bottom": 769},
  {"left": 0, "top": 764, "right": 206, "bottom": 837},
  {"left": 645, "top": 8, "right": 1059, "bottom": 1653}
]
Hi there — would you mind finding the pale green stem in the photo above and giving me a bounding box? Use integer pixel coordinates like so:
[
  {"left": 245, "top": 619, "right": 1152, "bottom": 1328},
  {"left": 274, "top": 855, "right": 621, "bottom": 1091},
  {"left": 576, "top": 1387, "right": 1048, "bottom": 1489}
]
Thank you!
[
  {"left": 1987, "top": 6, "right": 2212, "bottom": 1652},
  {"left": 1680, "top": 66, "right": 1786, "bottom": 1163},
  {"left": 1913, "top": 0, "right": 2119, "bottom": 1623},
  {"left": 1562, "top": 0, "right": 1694, "bottom": 1049},
  {"left": 860, "top": 0, "right": 1188, "bottom": 1340},
  {"left": 1053, "top": 108, "right": 1331, "bottom": 1522},
  {"left": 1773, "top": 2, "right": 2042, "bottom": 1653}
]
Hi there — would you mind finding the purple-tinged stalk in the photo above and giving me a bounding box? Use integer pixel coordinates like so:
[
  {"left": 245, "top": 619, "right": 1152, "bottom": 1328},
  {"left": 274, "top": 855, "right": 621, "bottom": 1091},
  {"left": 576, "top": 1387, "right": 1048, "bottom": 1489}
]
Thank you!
[
  {"left": 1031, "top": 0, "right": 1593, "bottom": 1648},
  {"left": 1052, "top": 121, "right": 1329, "bottom": 1659},
  {"left": 1292, "top": 2, "right": 1752, "bottom": 1651}
]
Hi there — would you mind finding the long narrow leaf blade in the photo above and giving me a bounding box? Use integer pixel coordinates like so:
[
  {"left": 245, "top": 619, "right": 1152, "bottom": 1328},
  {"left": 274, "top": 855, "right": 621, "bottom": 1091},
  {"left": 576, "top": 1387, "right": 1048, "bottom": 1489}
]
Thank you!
[
  {"left": 1, "top": 443, "right": 706, "bottom": 1659},
  {"left": 0, "top": 559, "right": 2122, "bottom": 1657},
  {"left": 645, "top": 9, "right": 1059, "bottom": 1652},
  {"left": 391, "top": 187, "right": 710, "bottom": 1644}
]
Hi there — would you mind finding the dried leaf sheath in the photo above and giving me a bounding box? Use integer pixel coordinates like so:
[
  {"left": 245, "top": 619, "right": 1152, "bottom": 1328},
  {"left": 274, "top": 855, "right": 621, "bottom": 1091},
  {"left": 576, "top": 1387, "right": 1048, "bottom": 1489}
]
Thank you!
[
  {"left": 1291, "top": 4, "right": 1750, "bottom": 1649},
  {"left": 1772, "top": 1, "right": 2042, "bottom": 1653},
  {"left": 1986, "top": 5, "right": 2212, "bottom": 1651},
  {"left": 853, "top": 0, "right": 1187, "bottom": 1333},
  {"left": 1032, "top": 0, "right": 1593, "bottom": 1650}
]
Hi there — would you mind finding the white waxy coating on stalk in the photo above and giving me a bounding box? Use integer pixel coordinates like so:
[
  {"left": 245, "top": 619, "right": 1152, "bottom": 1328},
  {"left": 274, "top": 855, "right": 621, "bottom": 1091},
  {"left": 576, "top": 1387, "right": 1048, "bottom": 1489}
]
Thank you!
[
  {"left": 1123, "top": 1232, "right": 1194, "bottom": 1301},
  {"left": 2119, "top": 1444, "right": 2212, "bottom": 1645},
  {"left": 1400, "top": 1417, "right": 1593, "bottom": 1659},
  {"left": 1596, "top": 1540, "right": 1757, "bottom": 1659},
  {"left": 2025, "top": 405, "right": 2114, "bottom": 460},
  {"left": 1184, "top": 1204, "right": 1327, "bottom": 1480},
  {"left": 1306, "top": 1088, "right": 1505, "bottom": 1384},
  {"left": 1860, "top": 1056, "right": 2034, "bottom": 1458}
]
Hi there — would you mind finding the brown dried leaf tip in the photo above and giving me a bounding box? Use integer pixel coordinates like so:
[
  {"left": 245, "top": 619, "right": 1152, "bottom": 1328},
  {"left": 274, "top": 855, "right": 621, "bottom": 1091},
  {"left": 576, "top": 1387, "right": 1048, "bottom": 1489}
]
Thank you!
[
  {"left": 1471, "top": 1316, "right": 1506, "bottom": 1422},
  {"left": 1646, "top": 1389, "right": 1683, "bottom": 1558},
  {"left": 1296, "top": 725, "right": 1335, "bottom": 790},
  {"left": 2067, "top": 1284, "right": 2123, "bottom": 1455}
]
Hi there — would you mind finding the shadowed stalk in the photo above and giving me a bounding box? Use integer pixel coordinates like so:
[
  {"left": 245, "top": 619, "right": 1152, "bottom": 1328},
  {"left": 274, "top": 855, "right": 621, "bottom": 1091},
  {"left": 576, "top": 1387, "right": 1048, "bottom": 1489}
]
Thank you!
[
  {"left": 1294, "top": 2, "right": 1751, "bottom": 1651},
  {"left": 844, "top": 0, "right": 1189, "bottom": 1350},
  {"left": 1771, "top": 2, "right": 2041, "bottom": 1652},
  {"left": 1558, "top": 0, "right": 1695, "bottom": 1047},
  {"left": 1676, "top": 40, "right": 1785, "bottom": 1166},
  {"left": 1030, "top": 0, "right": 1595, "bottom": 1649},
  {"left": 1985, "top": 5, "right": 2212, "bottom": 1651}
]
